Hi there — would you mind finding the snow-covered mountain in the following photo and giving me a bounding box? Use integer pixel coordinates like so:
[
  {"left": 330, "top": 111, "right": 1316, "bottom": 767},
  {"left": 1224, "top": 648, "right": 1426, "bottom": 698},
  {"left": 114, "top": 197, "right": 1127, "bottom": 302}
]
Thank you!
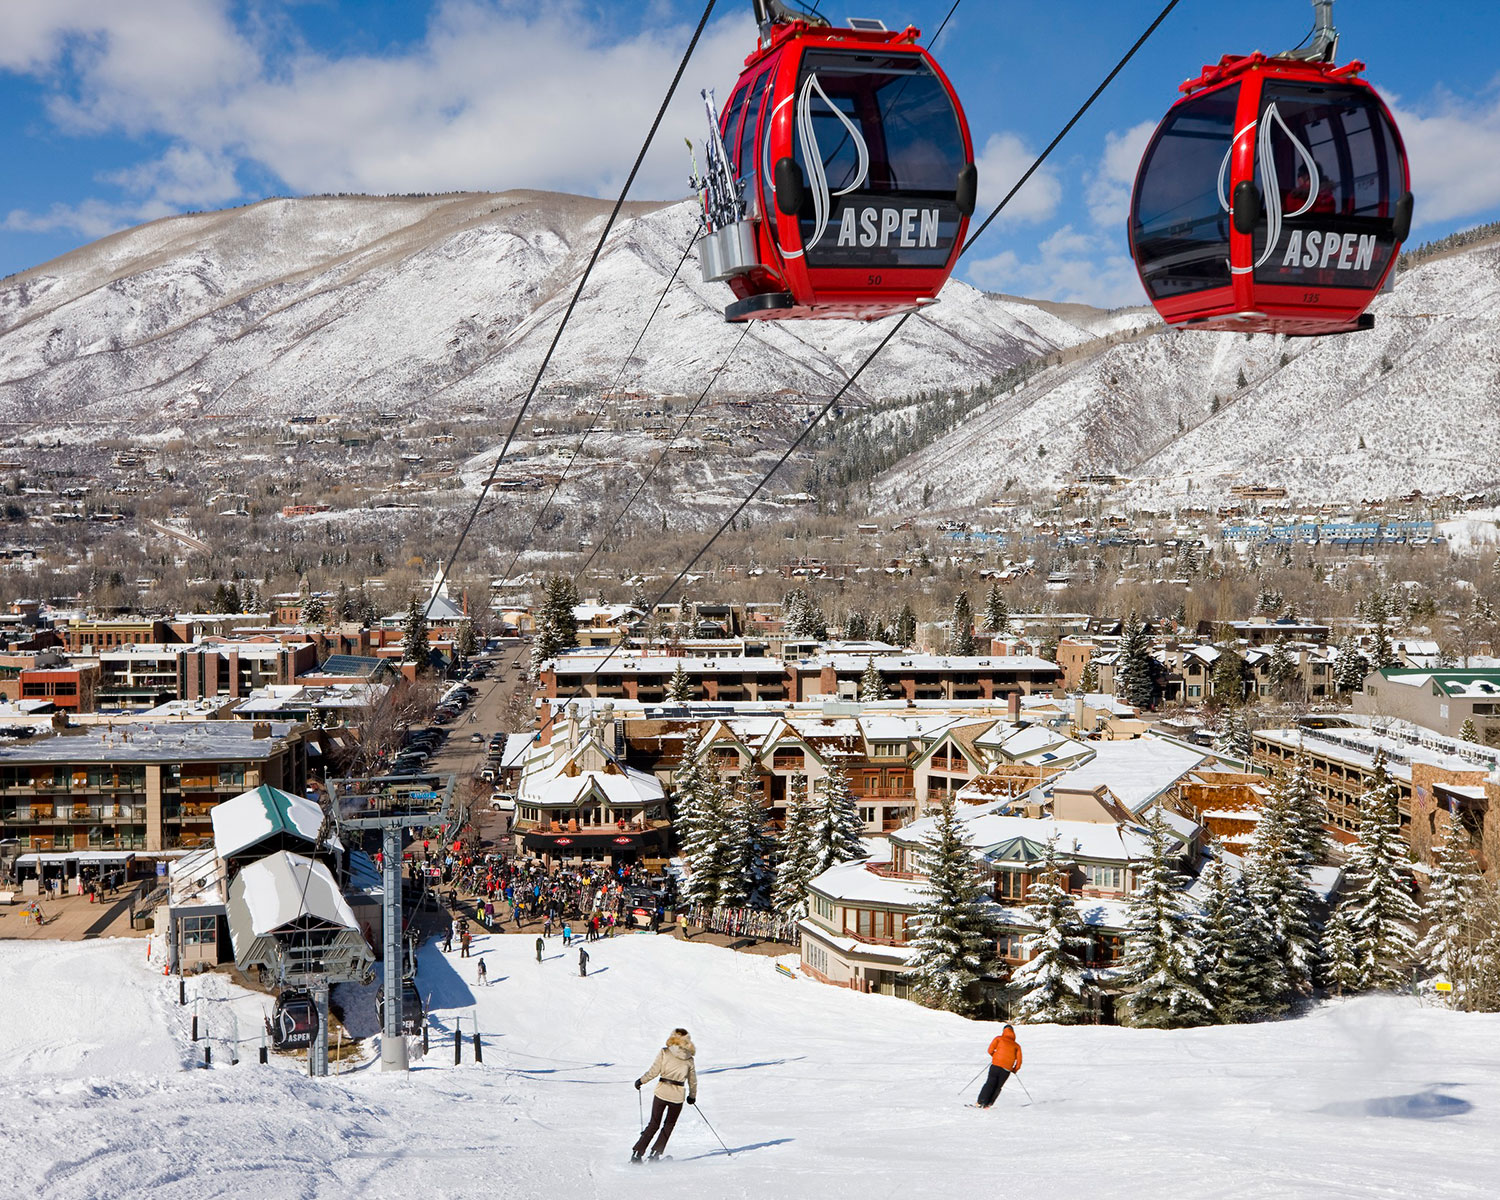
[
  {"left": 872, "top": 239, "right": 1500, "bottom": 507},
  {"left": 0, "top": 191, "right": 1108, "bottom": 429},
  {"left": 1, "top": 190, "right": 1494, "bottom": 505}
]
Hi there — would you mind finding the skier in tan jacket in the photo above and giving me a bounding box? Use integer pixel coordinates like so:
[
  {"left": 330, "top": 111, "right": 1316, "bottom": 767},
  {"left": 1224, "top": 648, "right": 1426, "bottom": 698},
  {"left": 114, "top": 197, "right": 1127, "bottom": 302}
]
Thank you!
[{"left": 631, "top": 1028, "right": 698, "bottom": 1162}]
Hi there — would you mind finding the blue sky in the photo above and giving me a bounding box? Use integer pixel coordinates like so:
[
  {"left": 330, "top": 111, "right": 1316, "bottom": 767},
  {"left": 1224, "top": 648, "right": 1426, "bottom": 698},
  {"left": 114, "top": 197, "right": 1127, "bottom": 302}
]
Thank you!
[{"left": 1, "top": 0, "right": 1497, "bottom": 306}]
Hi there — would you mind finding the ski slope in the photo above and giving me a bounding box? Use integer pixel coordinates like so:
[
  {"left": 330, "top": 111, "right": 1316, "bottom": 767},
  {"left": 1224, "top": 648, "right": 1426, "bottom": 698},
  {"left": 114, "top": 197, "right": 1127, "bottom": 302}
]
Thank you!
[{"left": 3, "top": 934, "right": 1498, "bottom": 1199}]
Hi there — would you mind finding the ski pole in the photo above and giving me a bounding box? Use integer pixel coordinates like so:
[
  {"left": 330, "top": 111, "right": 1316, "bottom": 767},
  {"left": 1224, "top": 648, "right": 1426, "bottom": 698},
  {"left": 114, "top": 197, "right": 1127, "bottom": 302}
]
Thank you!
[
  {"left": 958, "top": 1064, "right": 986, "bottom": 1095},
  {"left": 638, "top": 1086, "right": 644, "bottom": 1129},
  {"left": 692, "top": 1103, "right": 733, "bottom": 1156},
  {"left": 1014, "top": 1074, "right": 1034, "bottom": 1104}
]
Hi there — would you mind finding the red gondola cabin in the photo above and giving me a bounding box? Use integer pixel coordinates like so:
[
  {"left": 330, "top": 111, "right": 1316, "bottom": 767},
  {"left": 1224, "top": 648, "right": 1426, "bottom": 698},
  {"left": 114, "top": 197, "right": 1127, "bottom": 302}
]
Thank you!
[
  {"left": 1130, "top": 49, "right": 1412, "bottom": 336},
  {"left": 697, "top": 2, "right": 976, "bottom": 322}
]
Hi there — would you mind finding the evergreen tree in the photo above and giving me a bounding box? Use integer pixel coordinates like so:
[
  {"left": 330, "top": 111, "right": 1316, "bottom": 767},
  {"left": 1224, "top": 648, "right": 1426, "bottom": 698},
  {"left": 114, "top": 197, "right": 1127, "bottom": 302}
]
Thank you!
[
  {"left": 1459, "top": 717, "right": 1479, "bottom": 743},
  {"left": 1118, "top": 813, "right": 1213, "bottom": 1028},
  {"left": 1117, "top": 611, "right": 1156, "bottom": 710},
  {"left": 810, "top": 769, "right": 866, "bottom": 876},
  {"left": 783, "top": 588, "right": 828, "bottom": 640},
  {"left": 907, "top": 795, "right": 995, "bottom": 1015},
  {"left": 1078, "top": 657, "right": 1099, "bottom": 694},
  {"left": 1010, "top": 837, "right": 1091, "bottom": 1023},
  {"left": 1333, "top": 631, "right": 1368, "bottom": 695},
  {"left": 1211, "top": 646, "right": 1248, "bottom": 706},
  {"left": 1416, "top": 831, "right": 1484, "bottom": 1000},
  {"left": 842, "top": 609, "right": 869, "bottom": 641},
  {"left": 357, "top": 587, "right": 379, "bottom": 626},
  {"left": 1369, "top": 593, "right": 1393, "bottom": 668},
  {"left": 335, "top": 581, "right": 354, "bottom": 623},
  {"left": 895, "top": 601, "right": 918, "bottom": 648},
  {"left": 682, "top": 770, "right": 735, "bottom": 908},
  {"left": 531, "top": 575, "right": 580, "bottom": 681},
  {"left": 1320, "top": 903, "right": 1362, "bottom": 997},
  {"left": 1247, "top": 770, "right": 1321, "bottom": 998},
  {"left": 773, "top": 774, "right": 818, "bottom": 917},
  {"left": 1199, "top": 858, "right": 1281, "bottom": 1022},
  {"left": 1266, "top": 636, "right": 1298, "bottom": 700},
  {"left": 671, "top": 729, "right": 708, "bottom": 847},
  {"left": 983, "top": 583, "right": 1010, "bottom": 635},
  {"left": 948, "top": 592, "right": 975, "bottom": 655},
  {"left": 666, "top": 662, "right": 694, "bottom": 702},
  {"left": 1345, "top": 753, "right": 1419, "bottom": 989},
  {"left": 302, "top": 592, "right": 327, "bottom": 626},
  {"left": 457, "top": 620, "right": 478, "bottom": 660},
  {"left": 401, "top": 597, "right": 431, "bottom": 672},
  {"left": 1282, "top": 756, "right": 1330, "bottom": 869},
  {"left": 222, "top": 583, "right": 242, "bottom": 614},
  {"left": 723, "top": 762, "right": 772, "bottom": 908},
  {"left": 859, "top": 657, "right": 885, "bottom": 704}
]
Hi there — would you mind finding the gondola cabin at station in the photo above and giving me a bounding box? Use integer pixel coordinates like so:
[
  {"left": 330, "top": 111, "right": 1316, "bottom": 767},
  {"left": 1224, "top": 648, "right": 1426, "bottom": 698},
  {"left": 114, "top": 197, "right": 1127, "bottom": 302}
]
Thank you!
[
  {"left": 1128, "top": 0, "right": 1412, "bottom": 337},
  {"left": 696, "top": 0, "right": 976, "bottom": 322}
]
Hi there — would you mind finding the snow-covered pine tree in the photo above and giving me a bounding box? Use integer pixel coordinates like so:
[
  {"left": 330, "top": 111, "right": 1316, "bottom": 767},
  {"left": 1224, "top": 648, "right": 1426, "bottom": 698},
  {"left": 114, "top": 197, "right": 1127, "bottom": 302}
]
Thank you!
[
  {"left": 1282, "top": 755, "right": 1331, "bottom": 870},
  {"left": 1211, "top": 646, "right": 1247, "bottom": 707},
  {"left": 1345, "top": 752, "right": 1419, "bottom": 989},
  {"left": 948, "top": 593, "right": 975, "bottom": 655},
  {"left": 1320, "top": 903, "right": 1362, "bottom": 997},
  {"left": 1199, "top": 858, "right": 1282, "bottom": 1022},
  {"left": 724, "top": 761, "right": 772, "bottom": 909},
  {"left": 895, "top": 601, "right": 918, "bottom": 647},
  {"left": 681, "top": 770, "right": 734, "bottom": 908},
  {"left": 843, "top": 609, "right": 869, "bottom": 641},
  {"left": 1118, "top": 812, "right": 1213, "bottom": 1028},
  {"left": 772, "top": 773, "right": 818, "bottom": 917},
  {"left": 983, "top": 583, "right": 1010, "bottom": 635},
  {"left": 1214, "top": 711, "right": 1252, "bottom": 759},
  {"left": 401, "top": 596, "right": 430, "bottom": 673},
  {"left": 906, "top": 794, "right": 995, "bottom": 1015},
  {"left": 1416, "top": 831, "right": 1484, "bottom": 1003},
  {"left": 457, "top": 620, "right": 478, "bottom": 660},
  {"left": 859, "top": 657, "right": 885, "bottom": 704},
  {"left": 670, "top": 728, "right": 707, "bottom": 848},
  {"left": 1117, "top": 611, "right": 1156, "bottom": 710},
  {"left": 1332, "top": 630, "right": 1369, "bottom": 695},
  {"left": 810, "top": 769, "right": 866, "bottom": 875},
  {"left": 302, "top": 591, "right": 328, "bottom": 626},
  {"left": 1010, "top": 837, "right": 1091, "bottom": 1023},
  {"left": 1078, "top": 657, "right": 1099, "bottom": 694},
  {"left": 1247, "top": 770, "right": 1321, "bottom": 999},
  {"left": 1266, "top": 636, "right": 1298, "bottom": 700},
  {"left": 666, "top": 662, "right": 694, "bottom": 702},
  {"left": 1459, "top": 717, "right": 1479, "bottom": 743}
]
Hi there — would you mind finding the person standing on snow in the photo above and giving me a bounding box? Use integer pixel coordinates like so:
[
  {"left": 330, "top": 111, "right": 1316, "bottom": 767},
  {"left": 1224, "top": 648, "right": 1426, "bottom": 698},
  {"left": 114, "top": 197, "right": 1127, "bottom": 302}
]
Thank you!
[
  {"left": 579, "top": 947, "right": 589, "bottom": 977},
  {"left": 477, "top": 958, "right": 488, "bottom": 987},
  {"left": 975, "top": 1023, "right": 1022, "bottom": 1108},
  {"left": 535, "top": 935, "right": 545, "bottom": 963},
  {"left": 631, "top": 1029, "right": 698, "bottom": 1162}
]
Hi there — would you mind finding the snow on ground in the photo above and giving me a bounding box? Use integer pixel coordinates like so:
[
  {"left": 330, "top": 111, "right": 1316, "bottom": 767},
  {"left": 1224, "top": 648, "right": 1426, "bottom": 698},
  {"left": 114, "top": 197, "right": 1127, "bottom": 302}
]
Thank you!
[
  {"left": 1438, "top": 507, "right": 1500, "bottom": 551},
  {"left": 3, "top": 934, "right": 1499, "bottom": 1199}
]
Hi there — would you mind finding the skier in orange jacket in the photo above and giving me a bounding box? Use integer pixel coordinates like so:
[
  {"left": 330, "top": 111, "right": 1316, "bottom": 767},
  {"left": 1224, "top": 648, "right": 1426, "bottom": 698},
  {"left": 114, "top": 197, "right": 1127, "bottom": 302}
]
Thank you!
[{"left": 975, "top": 1024, "right": 1022, "bottom": 1108}]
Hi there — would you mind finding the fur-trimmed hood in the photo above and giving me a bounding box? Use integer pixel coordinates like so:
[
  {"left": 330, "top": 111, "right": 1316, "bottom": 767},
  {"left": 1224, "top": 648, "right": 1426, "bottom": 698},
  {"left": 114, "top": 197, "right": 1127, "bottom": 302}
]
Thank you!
[{"left": 665, "top": 1032, "right": 696, "bottom": 1058}]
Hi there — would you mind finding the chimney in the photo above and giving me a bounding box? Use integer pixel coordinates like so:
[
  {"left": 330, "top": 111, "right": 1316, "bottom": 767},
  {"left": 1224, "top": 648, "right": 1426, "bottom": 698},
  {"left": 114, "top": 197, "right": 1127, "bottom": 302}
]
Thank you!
[
  {"left": 1007, "top": 691, "right": 1021, "bottom": 723},
  {"left": 252, "top": 721, "right": 272, "bottom": 739}
]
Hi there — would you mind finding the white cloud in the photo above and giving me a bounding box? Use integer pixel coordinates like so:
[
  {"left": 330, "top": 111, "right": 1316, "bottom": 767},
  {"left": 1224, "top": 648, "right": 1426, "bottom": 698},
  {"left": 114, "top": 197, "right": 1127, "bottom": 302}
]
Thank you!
[
  {"left": 1387, "top": 88, "right": 1500, "bottom": 227},
  {"left": 0, "top": 1, "right": 754, "bottom": 216},
  {"left": 965, "top": 224, "right": 1146, "bottom": 309},
  {"left": 1087, "top": 119, "right": 1155, "bottom": 229},
  {"left": 972, "top": 131, "right": 1061, "bottom": 225}
]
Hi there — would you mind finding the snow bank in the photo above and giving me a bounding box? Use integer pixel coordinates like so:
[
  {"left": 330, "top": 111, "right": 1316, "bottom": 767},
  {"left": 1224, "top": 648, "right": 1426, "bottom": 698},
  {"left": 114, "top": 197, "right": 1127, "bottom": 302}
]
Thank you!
[{"left": 2, "top": 934, "right": 1499, "bottom": 1199}]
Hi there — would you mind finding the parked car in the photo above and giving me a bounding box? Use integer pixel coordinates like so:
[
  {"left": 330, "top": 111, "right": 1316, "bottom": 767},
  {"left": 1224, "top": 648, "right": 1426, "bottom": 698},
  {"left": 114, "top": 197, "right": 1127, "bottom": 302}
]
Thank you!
[{"left": 469, "top": 732, "right": 484, "bottom": 743}]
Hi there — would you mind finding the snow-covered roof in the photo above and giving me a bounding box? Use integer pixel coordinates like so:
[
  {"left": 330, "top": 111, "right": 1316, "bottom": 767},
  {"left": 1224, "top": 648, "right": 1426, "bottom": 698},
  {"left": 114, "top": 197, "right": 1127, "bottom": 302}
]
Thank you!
[
  {"left": 806, "top": 653, "right": 1061, "bottom": 675},
  {"left": 0, "top": 721, "right": 298, "bottom": 764},
  {"left": 210, "top": 784, "right": 324, "bottom": 859},
  {"left": 1050, "top": 739, "right": 1206, "bottom": 812},
  {"left": 807, "top": 858, "right": 921, "bottom": 907},
  {"left": 530, "top": 767, "right": 664, "bottom": 810},
  {"left": 891, "top": 808, "right": 1167, "bottom": 864},
  {"left": 231, "top": 851, "right": 360, "bottom": 935}
]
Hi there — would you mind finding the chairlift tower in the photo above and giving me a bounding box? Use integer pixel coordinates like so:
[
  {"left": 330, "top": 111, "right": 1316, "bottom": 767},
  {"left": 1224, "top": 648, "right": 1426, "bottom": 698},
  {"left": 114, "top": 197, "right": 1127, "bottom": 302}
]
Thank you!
[{"left": 331, "top": 770, "right": 457, "bottom": 1074}]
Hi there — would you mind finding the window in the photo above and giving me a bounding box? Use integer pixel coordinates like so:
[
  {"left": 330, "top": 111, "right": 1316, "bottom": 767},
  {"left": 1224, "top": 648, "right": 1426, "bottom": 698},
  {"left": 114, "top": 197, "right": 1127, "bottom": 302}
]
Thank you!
[
  {"left": 182, "top": 915, "right": 217, "bottom": 946},
  {"left": 804, "top": 939, "right": 828, "bottom": 976},
  {"left": 792, "top": 49, "right": 968, "bottom": 269},
  {"left": 998, "top": 932, "right": 1024, "bottom": 961},
  {"left": 1252, "top": 81, "right": 1404, "bottom": 290},
  {"left": 812, "top": 893, "right": 835, "bottom": 922},
  {"left": 858, "top": 806, "right": 875, "bottom": 825},
  {"left": 1131, "top": 85, "right": 1239, "bottom": 299},
  {"left": 1085, "top": 864, "right": 1125, "bottom": 892},
  {"left": 996, "top": 871, "right": 1028, "bottom": 901}
]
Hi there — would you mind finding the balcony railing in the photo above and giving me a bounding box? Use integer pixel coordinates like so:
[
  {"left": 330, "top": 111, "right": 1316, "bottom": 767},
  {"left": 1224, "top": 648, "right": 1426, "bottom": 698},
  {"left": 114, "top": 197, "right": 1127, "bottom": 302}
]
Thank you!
[{"left": 866, "top": 863, "right": 922, "bottom": 881}]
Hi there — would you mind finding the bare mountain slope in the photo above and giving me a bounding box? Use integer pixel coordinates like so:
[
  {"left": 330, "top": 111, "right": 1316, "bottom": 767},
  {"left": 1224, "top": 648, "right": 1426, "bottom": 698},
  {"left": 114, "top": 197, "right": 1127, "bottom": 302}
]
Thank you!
[{"left": 873, "top": 239, "right": 1500, "bottom": 506}]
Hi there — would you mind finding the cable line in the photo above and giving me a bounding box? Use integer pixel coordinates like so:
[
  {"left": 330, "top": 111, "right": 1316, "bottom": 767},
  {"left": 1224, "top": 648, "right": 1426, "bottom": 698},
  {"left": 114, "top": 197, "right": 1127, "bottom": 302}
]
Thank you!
[
  {"left": 496, "top": 218, "right": 707, "bottom": 589},
  {"left": 550, "top": 0, "right": 1183, "bottom": 706},
  {"left": 426, "top": 0, "right": 719, "bottom": 611}
]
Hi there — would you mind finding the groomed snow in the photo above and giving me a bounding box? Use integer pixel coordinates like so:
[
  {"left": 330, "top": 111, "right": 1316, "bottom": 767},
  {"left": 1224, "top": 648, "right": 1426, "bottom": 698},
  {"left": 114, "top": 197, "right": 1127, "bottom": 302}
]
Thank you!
[{"left": 3, "top": 935, "right": 1499, "bottom": 1198}]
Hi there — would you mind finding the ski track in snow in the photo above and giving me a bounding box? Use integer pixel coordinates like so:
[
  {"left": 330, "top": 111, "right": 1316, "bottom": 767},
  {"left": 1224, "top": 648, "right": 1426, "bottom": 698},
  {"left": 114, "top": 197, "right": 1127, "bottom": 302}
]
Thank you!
[{"left": 2, "top": 937, "right": 1498, "bottom": 1199}]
